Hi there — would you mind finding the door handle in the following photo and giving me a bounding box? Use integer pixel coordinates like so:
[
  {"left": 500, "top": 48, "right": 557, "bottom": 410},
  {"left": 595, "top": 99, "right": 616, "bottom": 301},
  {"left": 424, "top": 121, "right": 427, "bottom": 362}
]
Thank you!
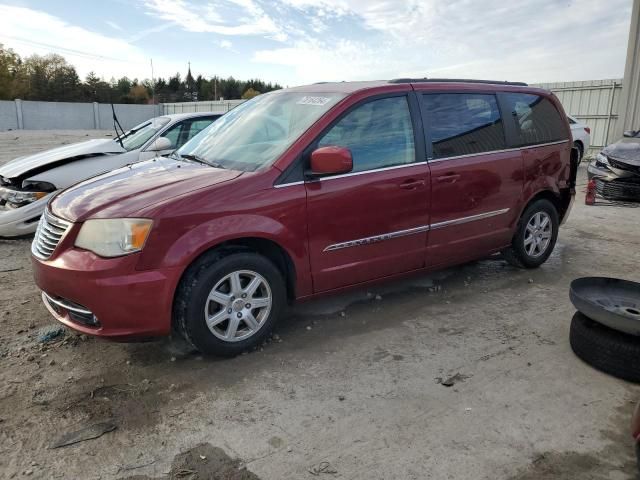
[
  {"left": 436, "top": 173, "right": 461, "bottom": 184},
  {"left": 399, "top": 179, "right": 425, "bottom": 190}
]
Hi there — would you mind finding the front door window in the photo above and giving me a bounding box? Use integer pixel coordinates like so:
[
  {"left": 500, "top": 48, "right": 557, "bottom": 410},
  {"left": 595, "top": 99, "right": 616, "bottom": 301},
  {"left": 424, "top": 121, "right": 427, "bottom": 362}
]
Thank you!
[{"left": 318, "top": 96, "right": 416, "bottom": 172}]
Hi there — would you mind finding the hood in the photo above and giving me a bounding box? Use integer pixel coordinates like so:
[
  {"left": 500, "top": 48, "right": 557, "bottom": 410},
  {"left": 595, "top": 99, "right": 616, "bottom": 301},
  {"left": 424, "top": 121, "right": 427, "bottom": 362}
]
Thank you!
[
  {"left": 0, "top": 139, "right": 125, "bottom": 179},
  {"left": 602, "top": 137, "right": 640, "bottom": 165},
  {"left": 50, "top": 157, "right": 243, "bottom": 222}
]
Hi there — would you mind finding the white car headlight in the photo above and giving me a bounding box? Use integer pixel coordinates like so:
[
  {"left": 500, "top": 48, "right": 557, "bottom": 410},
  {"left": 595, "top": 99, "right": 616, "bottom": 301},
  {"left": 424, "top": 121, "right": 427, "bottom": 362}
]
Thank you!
[
  {"left": 595, "top": 152, "right": 610, "bottom": 168},
  {"left": 0, "top": 187, "right": 48, "bottom": 208},
  {"left": 75, "top": 218, "right": 153, "bottom": 257}
]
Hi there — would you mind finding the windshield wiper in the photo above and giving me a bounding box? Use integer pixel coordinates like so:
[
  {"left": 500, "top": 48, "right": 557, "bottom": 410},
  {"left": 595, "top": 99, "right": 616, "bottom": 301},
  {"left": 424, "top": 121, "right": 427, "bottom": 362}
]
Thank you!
[
  {"left": 179, "top": 153, "right": 226, "bottom": 169},
  {"left": 179, "top": 153, "right": 209, "bottom": 165}
]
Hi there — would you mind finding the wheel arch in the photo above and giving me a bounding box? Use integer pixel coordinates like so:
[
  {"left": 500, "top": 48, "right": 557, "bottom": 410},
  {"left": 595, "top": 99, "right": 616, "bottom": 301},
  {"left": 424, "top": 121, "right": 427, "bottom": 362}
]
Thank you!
[
  {"left": 172, "top": 236, "right": 298, "bottom": 311},
  {"left": 519, "top": 188, "right": 571, "bottom": 224}
]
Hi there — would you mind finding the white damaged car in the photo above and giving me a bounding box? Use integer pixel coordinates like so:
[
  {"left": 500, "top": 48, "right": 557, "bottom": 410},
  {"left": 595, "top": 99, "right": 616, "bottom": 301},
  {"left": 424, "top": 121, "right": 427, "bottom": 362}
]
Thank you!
[{"left": 0, "top": 112, "right": 220, "bottom": 237}]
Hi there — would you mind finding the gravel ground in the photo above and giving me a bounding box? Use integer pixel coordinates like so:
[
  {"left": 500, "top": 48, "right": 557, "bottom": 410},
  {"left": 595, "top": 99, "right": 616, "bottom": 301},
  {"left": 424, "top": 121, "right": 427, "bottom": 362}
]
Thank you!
[{"left": 0, "top": 131, "right": 639, "bottom": 480}]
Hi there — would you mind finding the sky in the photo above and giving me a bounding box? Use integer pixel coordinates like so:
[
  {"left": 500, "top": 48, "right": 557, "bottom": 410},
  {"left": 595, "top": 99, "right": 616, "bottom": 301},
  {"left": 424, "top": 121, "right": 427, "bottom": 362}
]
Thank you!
[{"left": 0, "top": 0, "right": 633, "bottom": 87}]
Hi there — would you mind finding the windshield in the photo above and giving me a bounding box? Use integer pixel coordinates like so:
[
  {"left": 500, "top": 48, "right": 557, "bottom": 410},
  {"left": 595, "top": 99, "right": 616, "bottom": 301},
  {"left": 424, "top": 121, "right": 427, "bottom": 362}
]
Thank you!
[
  {"left": 119, "top": 117, "right": 171, "bottom": 151},
  {"left": 176, "top": 92, "right": 346, "bottom": 171}
]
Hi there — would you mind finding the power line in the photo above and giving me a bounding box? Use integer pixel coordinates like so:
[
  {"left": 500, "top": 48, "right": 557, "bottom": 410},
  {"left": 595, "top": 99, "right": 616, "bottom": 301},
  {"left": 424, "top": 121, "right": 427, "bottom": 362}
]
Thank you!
[{"left": 0, "top": 34, "right": 132, "bottom": 63}]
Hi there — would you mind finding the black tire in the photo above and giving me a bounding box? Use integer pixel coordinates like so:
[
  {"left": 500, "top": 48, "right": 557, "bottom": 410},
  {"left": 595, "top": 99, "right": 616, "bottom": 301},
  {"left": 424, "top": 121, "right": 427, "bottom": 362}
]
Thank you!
[
  {"left": 174, "top": 251, "right": 286, "bottom": 356},
  {"left": 502, "top": 198, "right": 559, "bottom": 269},
  {"left": 573, "top": 141, "right": 584, "bottom": 164},
  {"left": 570, "top": 311, "right": 640, "bottom": 383}
]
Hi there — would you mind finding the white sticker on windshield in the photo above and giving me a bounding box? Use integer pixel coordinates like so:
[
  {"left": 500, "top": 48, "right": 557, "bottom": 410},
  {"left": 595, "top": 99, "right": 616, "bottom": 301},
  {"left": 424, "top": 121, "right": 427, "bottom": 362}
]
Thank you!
[{"left": 297, "top": 96, "right": 332, "bottom": 106}]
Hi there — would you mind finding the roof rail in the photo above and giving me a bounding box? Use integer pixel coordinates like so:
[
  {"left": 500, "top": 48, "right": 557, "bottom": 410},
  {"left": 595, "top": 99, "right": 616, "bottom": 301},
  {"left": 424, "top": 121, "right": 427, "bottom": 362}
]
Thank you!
[{"left": 389, "top": 78, "right": 528, "bottom": 86}]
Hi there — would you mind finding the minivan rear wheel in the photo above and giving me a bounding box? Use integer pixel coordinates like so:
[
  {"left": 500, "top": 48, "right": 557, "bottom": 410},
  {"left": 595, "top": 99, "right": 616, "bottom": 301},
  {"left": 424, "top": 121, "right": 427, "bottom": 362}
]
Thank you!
[
  {"left": 502, "top": 198, "right": 559, "bottom": 269},
  {"left": 174, "top": 251, "right": 286, "bottom": 356}
]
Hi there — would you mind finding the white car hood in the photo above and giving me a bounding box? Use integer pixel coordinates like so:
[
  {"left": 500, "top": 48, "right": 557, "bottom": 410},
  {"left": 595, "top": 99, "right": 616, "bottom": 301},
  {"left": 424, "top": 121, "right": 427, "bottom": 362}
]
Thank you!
[{"left": 0, "top": 138, "right": 125, "bottom": 179}]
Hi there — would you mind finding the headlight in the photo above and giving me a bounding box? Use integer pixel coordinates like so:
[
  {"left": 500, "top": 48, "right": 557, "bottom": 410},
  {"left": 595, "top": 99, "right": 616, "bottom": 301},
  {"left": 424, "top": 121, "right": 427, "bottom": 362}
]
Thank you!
[
  {"left": 595, "top": 153, "right": 610, "bottom": 168},
  {"left": 0, "top": 187, "right": 48, "bottom": 208},
  {"left": 75, "top": 218, "right": 153, "bottom": 257}
]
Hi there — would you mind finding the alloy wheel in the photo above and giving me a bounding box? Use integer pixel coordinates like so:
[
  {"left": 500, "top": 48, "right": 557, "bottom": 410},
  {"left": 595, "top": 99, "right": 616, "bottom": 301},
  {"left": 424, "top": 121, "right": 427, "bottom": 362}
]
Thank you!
[
  {"left": 524, "top": 211, "right": 552, "bottom": 258},
  {"left": 204, "top": 270, "right": 272, "bottom": 342}
]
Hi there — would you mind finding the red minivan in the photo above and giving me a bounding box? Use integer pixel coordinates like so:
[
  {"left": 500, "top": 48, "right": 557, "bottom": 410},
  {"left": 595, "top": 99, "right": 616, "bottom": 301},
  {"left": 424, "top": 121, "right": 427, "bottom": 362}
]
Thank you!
[{"left": 31, "top": 79, "right": 577, "bottom": 355}]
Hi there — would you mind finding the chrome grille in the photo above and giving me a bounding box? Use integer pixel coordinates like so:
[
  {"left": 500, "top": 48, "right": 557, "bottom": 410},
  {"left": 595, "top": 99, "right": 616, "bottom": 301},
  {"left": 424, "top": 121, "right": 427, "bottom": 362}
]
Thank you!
[{"left": 31, "top": 210, "right": 71, "bottom": 260}]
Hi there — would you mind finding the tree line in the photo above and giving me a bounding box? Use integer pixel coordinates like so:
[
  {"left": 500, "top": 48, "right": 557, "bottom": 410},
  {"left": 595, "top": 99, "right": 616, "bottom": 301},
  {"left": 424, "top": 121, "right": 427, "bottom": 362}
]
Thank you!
[{"left": 0, "top": 44, "right": 282, "bottom": 104}]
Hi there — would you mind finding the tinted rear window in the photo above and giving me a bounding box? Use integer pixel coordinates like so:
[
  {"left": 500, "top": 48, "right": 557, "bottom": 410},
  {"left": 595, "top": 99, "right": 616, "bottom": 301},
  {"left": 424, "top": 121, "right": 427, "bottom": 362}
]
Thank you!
[
  {"left": 423, "top": 93, "right": 506, "bottom": 159},
  {"left": 502, "top": 93, "right": 567, "bottom": 146}
]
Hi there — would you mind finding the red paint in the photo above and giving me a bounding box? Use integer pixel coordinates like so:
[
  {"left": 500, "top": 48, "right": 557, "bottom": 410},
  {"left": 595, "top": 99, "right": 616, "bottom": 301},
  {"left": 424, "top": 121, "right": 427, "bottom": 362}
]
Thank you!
[
  {"left": 310, "top": 146, "right": 353, "bottom": 175},
  {"left": 585, "top": 179, "right": 597, "bottom": 205},
  {"left": 632, "top": 402, "right": 640, "bottom": 440},
  {"left": 32, "top": 80, "right": 574, "bottom": 340}
]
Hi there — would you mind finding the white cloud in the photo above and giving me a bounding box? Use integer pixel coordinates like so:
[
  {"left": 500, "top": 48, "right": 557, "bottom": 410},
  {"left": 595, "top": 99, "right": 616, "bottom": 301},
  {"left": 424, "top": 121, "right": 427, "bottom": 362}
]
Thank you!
[
  {"left": 253, "top": 39, "right": 394, "bottom": 84},
  {"left": 0, "top": 5, "right": 184, "bottom": 81},
  {"left": 4, "top": 0, "right": 629, "bottom": 89},
  {"left": 143, "top": 0, "right": 286, "bottom": 40},
  {"left": 216, "top": 39, "right": 233, "bottom": 49},
  {"left": 255, "top": 0, "right": 633, "bottom": 84}
]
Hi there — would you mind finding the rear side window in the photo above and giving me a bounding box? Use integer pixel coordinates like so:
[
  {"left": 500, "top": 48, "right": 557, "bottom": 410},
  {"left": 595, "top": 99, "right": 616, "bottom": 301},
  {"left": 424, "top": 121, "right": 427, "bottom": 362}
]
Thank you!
[
  {"left": 188, "top": 118, "right": 217, "bottom": 137},
  {"left": 502, "top": 93, "right": 567, "bottom": 146},
  {"left": 423, "top": 93, "right": 506, "bottom": 159},
  {"left": 318, "top": 96, "right": 415, "bottom": 173}
]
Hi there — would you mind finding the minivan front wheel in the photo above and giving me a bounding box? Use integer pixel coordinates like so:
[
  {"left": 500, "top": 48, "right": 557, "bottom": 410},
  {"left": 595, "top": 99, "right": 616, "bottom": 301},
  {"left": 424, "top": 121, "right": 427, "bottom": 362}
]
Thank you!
[
  {"left": 174, "top": 251, "right": 285, "bottom": 356},
  {"left": 502, "top": 199, "right": 559, "bottom": 269}
]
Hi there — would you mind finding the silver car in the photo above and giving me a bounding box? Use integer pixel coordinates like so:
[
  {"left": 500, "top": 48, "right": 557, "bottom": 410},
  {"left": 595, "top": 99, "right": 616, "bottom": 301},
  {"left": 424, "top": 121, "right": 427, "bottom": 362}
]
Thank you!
[{"left": 0, "top": 112, "right": 220, "bottom": 237}]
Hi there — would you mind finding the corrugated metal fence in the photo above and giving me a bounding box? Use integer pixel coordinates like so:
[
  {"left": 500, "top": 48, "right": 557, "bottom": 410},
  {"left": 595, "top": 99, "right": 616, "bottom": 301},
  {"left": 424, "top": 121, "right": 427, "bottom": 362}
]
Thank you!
[
  {"left": 163, "top": 100, "right": 245, "bottom": 115},
  {"left": 533, "top": 79, "right": 623, "bottom": 155}
]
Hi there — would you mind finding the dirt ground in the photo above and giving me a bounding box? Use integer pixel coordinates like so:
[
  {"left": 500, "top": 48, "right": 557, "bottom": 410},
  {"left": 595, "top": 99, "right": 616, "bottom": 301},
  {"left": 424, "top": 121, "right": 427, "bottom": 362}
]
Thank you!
[{"left": 0, "top": 130, "right": 639, "bottom": 480}]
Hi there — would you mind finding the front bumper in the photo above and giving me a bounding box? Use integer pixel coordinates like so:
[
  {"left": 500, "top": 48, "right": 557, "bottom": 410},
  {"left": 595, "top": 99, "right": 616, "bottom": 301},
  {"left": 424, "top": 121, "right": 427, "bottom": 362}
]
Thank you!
[
  {"left": 587, "top": 160, "right": 640, "bottom": 201},
  {"left": 32, "top": 248, "right": 183, "bottom": 340},
  {"left": 594, "top": 177, "right": 640, "bottom": 202},
  {"left": 0, "top": 194, "right": 53, "bottom": 237}
]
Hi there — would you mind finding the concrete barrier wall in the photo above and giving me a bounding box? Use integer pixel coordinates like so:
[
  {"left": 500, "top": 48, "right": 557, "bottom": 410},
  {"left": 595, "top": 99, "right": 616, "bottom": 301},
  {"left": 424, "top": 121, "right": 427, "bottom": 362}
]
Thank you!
[
  {"left": 0, "top": 101, "right": 19, "bottom": 130},
  {"left": 0, "top": 100, "right": 162, "bottom": 131},
  {"left": 21, "top": 100, "right": 95, "bottom": 130}
]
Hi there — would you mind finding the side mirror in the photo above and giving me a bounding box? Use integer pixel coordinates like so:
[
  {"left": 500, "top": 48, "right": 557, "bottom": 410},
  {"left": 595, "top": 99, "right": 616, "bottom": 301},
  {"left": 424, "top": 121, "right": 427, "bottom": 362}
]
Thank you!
[
  {"left": 148, "top": 136, "right": 173, "bottom": 152},
  {"left": 310, "top": 146, "right": 353, "bottom": 176},
  {"left": 623, "top": 130, "right": 638, "bottom": 138}
]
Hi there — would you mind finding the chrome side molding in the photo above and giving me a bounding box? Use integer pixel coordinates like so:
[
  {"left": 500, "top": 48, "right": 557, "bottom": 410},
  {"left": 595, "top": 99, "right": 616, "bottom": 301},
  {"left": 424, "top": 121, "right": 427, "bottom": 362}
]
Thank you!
[
  {"left": 324, "top": 225, "right": 431, "bottom": 252},
  {"left": 430, "top": 208, "right": 510, "bottom": 230},
  {"left": 323, "top": 208, "right": 510, "bottom": 252}
]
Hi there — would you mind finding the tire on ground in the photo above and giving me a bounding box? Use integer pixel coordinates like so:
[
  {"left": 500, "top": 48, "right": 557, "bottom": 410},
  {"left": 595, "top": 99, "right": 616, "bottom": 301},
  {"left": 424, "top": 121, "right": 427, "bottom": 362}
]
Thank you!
[
  {"left": 502, "top": 198, "right": 559, "bottom": 269},
  {"left": 174, "top": 250, "right": 286, "bottom": 356},
  {"left": 570, "top": 311, "right": 640, "bottom": 383}
]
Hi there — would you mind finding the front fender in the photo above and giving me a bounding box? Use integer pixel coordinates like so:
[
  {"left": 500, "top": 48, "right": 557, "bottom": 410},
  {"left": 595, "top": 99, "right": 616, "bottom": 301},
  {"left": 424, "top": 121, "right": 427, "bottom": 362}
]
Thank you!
[
  {"left": 135, "top": 213, "right": 312, "bottom": 296},
  {"left": 166, "top": 214, "right": 303, "bottom": 267}
]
